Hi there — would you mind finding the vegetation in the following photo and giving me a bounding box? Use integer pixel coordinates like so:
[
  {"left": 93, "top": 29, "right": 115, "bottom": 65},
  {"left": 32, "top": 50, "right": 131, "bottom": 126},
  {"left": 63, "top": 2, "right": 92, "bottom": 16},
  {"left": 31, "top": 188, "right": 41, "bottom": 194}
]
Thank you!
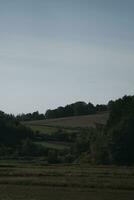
[
  {"left": 0, "top": 111, "right": 33, "bottom": 156},
  {"left": 106, "top": 95, "right": 134, "bottom": 165},
  {"left": 24, "top": 112, "right": 109, "bottom": 129},
  {"left": 0, "top": 95, "right": 134, "bottom": 166},
  {"left": 16, "top": 101, "right": 108, "bottom": 121},
  {"left": 16, "top": 111, "right": 45, "bottom": 121},
  {"left": 0, "top": 95, "right": 134, "bottom": 199},
  {"left": 0, "top": 162, "right": 133, "bottom": 199},
  {"left": 45, "top": 101, "right": 108, "bottom": 119}
]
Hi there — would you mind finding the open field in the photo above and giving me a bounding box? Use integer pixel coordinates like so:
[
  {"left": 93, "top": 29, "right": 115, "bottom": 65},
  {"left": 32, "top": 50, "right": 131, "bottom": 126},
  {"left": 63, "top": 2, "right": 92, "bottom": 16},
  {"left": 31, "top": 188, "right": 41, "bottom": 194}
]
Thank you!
[
  {"left": 35, "top": 141, "right": 71, "bottom": 150},
  {"left": 0, "top": 162, "right": 134, "bottom": 199},
  {"left": 0, "top": 185, "right": 134, "bottom": 200},
  {"left": 23, "top": 112, "right": 109, "bottom": 133}
]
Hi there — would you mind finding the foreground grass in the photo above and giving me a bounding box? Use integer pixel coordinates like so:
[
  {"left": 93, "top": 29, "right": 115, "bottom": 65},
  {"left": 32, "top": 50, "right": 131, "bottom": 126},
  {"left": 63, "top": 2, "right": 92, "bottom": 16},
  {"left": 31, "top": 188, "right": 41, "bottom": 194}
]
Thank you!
[
  {"left": 0, "top": 185, "right": 134, "bottom": 200},
  {"left": 0, "top": 163, "right": 134, "bottom": 190},
  {"left": 0, "top": 162, "right": 134, "bottom": 199}
]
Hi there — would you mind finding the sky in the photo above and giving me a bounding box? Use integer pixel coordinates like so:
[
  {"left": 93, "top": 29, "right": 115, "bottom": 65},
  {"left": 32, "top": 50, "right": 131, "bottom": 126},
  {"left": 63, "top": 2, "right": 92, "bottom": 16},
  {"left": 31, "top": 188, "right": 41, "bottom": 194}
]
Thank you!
[{"left": 0, "top": 0, "right": 134, "bottom": 114}]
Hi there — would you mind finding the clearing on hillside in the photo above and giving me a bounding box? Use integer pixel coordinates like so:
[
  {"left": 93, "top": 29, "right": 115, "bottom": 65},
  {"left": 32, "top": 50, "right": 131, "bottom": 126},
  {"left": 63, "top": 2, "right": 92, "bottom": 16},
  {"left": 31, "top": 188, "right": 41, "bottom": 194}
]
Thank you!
[{"left": 24, "top": 112, "right": 109, "bottom": 129}]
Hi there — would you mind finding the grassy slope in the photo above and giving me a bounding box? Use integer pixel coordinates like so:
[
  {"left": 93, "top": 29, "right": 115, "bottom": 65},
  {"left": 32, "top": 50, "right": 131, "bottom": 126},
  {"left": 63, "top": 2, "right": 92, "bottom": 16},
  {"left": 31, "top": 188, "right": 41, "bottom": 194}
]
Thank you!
[
  {"left": 24, "top": 112, "right": 109, "bottom": 130},
  {"left": 23, "top": 112, "right": 109, "bottom": 150}
]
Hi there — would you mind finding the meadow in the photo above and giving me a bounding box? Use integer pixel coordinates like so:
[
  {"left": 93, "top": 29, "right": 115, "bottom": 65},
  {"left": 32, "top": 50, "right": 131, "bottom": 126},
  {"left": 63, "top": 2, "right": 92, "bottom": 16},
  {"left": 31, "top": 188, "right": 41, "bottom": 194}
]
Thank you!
[
  {"left": 24, "top": 112, "right": 109, "bottom": 129},
  {"left": 0, "top": 162, "right": 134, "bottom": 200}
]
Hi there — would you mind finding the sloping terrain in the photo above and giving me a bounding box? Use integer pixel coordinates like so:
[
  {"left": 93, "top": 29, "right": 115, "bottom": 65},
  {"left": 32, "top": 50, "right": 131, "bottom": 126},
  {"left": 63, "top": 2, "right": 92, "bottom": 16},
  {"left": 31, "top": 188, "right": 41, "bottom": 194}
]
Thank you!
[{"left": 24, "top": 112, "right": 109, "bottom": 129}]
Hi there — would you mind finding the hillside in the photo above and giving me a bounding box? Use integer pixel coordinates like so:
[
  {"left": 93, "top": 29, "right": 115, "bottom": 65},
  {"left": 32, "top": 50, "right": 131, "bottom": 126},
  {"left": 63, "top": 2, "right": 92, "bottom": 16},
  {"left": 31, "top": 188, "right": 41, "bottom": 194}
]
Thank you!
[
  {"left": 24, "top": 112, "right": 109, "bottom": 129},
  {"left": 1, "top": 95, "right": 133, "bottom": 166}
]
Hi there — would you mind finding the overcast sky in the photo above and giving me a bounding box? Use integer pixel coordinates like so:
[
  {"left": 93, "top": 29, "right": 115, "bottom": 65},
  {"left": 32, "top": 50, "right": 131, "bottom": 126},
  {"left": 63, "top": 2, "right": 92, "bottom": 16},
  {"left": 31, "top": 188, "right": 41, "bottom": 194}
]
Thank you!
[{"left": 0, "top": 0, "right": 134, "bottom": 114}]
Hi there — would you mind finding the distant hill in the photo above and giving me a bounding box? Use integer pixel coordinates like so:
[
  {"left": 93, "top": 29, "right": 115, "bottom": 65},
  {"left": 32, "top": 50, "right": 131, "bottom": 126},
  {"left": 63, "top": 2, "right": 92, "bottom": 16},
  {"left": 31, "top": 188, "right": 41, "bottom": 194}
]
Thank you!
[
  {"left": 16, "top": 101, "right": 108, "bottom": 121},
  {"left": 24, "top": 112, "right": 109, "bottom": 129}
]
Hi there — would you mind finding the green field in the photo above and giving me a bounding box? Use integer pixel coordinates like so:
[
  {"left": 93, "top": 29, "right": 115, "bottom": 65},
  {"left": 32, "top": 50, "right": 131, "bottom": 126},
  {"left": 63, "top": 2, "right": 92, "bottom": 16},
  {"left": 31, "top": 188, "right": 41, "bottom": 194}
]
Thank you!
[
  {"left": 0, "top": 162, "right": 134, "bottom": 200},
  {"left": 35, "top": 141, "right": 71, "bottom": 150}
]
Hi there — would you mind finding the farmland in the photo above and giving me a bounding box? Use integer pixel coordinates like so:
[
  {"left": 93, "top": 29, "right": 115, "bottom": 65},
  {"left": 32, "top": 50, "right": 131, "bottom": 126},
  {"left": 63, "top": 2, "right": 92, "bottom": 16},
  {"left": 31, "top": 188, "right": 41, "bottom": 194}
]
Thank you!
[
  {"left": 0, "top": 100, "right": 134, "bottom": 199},
  {"left": 0, "top": 162, "right": 134, "bottom": 200},
  {"left": 23, "top": 112, "right": 109, "bottom": 133},
  {"left": 23, "top": 112, "right": 109, "bottom": 152}
]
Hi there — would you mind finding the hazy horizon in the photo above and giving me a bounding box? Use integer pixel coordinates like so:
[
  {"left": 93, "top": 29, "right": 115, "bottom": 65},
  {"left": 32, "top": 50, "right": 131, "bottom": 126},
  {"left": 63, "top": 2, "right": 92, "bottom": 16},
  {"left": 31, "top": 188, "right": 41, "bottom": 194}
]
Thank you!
[{"left": 0, "top": 0, "right": 134, "bottom": 114}]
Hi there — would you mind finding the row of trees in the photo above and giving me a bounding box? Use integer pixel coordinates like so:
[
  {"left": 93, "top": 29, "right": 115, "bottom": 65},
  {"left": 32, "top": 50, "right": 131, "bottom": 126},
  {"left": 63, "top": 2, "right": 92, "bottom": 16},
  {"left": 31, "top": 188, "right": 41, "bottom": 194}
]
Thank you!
[
  {"left": 16, "top": 111, "right": 45, "bottom": 121},
  {"left": 15, "top": 101, "right": 108, "bottom": 121},
  {"left": 45, "top": 101, "right": 108, "bottom": 119}
]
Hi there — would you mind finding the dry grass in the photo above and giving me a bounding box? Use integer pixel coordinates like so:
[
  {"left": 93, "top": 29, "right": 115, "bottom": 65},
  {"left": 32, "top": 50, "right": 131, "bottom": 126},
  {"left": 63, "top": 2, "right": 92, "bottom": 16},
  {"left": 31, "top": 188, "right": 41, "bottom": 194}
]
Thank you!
[
  {"left": 0, "top": 163, "right": 134, "bottom": 190},
  {"left": 24, "top": 112, "right": 109, "bottom": 129},
  {"left": 0, "top": 163, "right": 134, "bottom": 200},
  {"left": 1, "top": 185, "right": 134, "bottom": 200}
]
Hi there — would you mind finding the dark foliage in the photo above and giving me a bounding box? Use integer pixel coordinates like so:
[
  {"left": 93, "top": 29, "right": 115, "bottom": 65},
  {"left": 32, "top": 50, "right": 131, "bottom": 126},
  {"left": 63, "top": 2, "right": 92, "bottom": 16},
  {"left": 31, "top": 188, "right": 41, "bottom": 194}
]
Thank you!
[
  {"left": 0, "top": 111, "right": 34, "bottom": 157},
  {"left": 106, "top": 95, "right": 134, "bottom": 165},
  {"left": 45, "top": 101, "right": 108, "bottom": 119},
  {"left": 16, "top": 111, "right": 45, "bottom": 121}
]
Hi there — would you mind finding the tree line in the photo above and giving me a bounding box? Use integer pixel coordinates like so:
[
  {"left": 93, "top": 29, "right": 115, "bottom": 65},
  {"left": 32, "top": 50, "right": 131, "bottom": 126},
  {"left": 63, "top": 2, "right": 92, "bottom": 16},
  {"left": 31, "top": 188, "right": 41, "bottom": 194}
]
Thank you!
[
  {"left": 45, "top": 101, "right": 107, "bottom": 119},
  {"left": 16, "top": 101, "right": 108, "bottom": 121}
]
